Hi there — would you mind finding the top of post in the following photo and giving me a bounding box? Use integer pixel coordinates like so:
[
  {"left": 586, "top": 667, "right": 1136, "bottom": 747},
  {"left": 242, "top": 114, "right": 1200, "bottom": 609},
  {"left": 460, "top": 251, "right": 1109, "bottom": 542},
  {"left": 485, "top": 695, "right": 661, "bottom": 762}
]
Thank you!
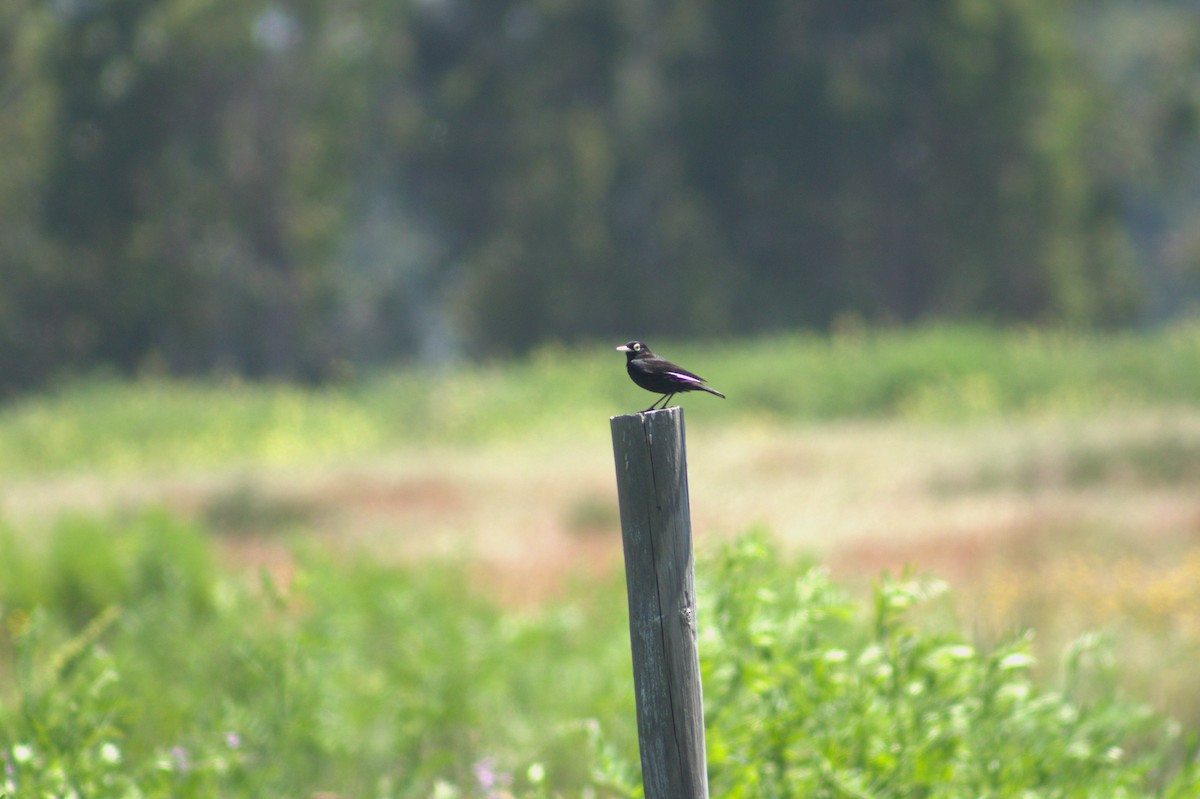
[
  {"left": 610, "top": 406, "right": 685, "bottom": 446},
  {"left": 610, "top": 406, "right": 683, "bottom": 423}
]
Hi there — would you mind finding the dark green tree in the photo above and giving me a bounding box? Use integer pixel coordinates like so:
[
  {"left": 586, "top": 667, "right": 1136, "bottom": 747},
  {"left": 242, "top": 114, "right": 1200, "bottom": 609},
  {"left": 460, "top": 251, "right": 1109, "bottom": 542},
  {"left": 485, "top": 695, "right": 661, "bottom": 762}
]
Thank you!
[
  {"left": 664, "top": 0, "right": 1136, "bottom": 329},
  {"left": 0, "top": 0, "right": 1182, "bottom": 393}
]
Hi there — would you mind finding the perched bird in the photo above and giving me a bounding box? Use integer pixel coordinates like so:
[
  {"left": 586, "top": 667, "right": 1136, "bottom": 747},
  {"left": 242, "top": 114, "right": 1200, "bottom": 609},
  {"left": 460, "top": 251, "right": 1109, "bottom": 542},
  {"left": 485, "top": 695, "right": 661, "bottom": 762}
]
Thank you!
[{"left": 616, "top": 341, "right": 726, "bottom": 412}]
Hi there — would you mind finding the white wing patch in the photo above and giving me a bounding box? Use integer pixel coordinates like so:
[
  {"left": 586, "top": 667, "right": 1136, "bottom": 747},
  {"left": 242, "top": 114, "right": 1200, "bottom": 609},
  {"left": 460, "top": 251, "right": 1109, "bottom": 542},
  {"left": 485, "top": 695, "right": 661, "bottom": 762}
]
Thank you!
[{"left": 666, "top": 371, "right": 704, "bottom": 385}]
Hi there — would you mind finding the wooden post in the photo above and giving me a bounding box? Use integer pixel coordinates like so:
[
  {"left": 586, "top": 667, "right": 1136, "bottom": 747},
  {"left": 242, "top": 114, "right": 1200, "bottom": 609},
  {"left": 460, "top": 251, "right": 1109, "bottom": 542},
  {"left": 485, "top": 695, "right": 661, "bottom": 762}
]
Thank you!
[{"left": 610, "top": 406, "right": 708, "bottom": 799}]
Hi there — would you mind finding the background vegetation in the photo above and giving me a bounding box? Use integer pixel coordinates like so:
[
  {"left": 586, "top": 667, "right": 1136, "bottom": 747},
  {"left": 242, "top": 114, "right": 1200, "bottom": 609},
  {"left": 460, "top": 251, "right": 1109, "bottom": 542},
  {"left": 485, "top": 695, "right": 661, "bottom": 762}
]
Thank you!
[
  {"left": 2, "top": 322, "right": 1199, "bottom": 475},
  {"left": 3, "top": 328, "right": 1200, "bottom": 795},
  {"left": 4, "top": 0, "right": 1200, "bottom": 794},
  {"left": 2, "top": 0, "right": 1200, "bottom": 393},
  {"left": 3, "top": 518, "right": 1198, "bottom": 798}
]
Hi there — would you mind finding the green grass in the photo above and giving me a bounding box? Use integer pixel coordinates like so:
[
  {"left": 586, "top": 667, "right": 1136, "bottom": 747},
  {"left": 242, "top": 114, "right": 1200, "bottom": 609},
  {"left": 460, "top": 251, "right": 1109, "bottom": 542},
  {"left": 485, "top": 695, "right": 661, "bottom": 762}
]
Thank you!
[
  {"left": 3, "top": 324, "right": 1200, "bottom": 795},
  {"left": 1, "top": 517, "right": 1197, "bottom": 798},
  {"left": 0, "top": 510, "right": 639, "bottom": 798},
  {"left": 3, "top": 322, "right": 1200, "bottom": 475}
]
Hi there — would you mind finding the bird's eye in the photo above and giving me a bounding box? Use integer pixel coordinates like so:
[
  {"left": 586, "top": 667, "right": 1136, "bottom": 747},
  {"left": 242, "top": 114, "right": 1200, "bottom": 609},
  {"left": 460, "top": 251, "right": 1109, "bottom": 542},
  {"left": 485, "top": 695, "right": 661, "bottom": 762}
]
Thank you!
[{"left": 633, "top": 343, "right": 641, "bottom": 351}]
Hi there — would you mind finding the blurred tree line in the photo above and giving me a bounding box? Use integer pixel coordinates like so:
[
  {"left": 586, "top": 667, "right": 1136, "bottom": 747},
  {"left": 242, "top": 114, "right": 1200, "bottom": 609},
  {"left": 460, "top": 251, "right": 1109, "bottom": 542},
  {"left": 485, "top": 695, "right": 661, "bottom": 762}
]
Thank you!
[{"left": 1, "top": 0, "right": 1197, "bottom": 393}]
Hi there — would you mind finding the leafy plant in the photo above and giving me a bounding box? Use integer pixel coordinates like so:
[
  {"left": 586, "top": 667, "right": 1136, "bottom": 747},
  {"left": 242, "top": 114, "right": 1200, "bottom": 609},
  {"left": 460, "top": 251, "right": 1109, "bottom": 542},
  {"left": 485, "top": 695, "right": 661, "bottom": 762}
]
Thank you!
[
  {"left": 702, "top": 533, "right": 1200, "bottom": 798},
  {"left": 1, "top": 518, "right": 1197, "bottom": 797}
]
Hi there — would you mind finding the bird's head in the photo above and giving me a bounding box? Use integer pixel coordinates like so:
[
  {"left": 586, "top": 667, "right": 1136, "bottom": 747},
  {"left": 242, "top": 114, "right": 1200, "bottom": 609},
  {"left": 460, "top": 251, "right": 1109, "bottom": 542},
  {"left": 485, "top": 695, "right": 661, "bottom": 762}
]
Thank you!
[{"left": 616, "top": 341, "right": 650, "bottom": 360}]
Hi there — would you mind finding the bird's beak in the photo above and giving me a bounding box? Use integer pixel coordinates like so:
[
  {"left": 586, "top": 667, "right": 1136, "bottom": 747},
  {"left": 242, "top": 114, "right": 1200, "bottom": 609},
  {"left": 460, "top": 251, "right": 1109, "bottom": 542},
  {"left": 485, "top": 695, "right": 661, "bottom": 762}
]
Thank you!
[{"left": 616, "top": 345, "right": 630, "bottom": 352}]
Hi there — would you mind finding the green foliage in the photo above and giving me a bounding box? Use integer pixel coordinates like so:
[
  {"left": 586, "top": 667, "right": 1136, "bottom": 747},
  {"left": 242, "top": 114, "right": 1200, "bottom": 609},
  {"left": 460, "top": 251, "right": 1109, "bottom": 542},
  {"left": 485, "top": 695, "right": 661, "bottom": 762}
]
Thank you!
[
  {"left": 3, "top": 0, "right": 1193, "bottom": 393},
  {"left": 0, "top": 511, "right": 215, "bottom": 627},
  {"left": 702, "top": 533, "right": 1200, "bottom": 798},
  {"left": 1, "top": 608, "right": 159, "bottom": 799},
  {"left": 1, "top": 516, "right": 1197, "bottom": 797},
  {"left": 4, "top": 324, "right": 1200, "bottom": 476},
  {"left": 0, "top": 510, "right": 639, "bottom": 798}
]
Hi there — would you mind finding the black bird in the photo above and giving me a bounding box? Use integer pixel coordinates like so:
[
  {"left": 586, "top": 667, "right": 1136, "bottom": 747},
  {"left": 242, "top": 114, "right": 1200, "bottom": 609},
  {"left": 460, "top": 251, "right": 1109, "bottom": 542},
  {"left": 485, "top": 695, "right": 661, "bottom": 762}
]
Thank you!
[{"left": 616, "top": 341, "right": 726, "bottom": 412}]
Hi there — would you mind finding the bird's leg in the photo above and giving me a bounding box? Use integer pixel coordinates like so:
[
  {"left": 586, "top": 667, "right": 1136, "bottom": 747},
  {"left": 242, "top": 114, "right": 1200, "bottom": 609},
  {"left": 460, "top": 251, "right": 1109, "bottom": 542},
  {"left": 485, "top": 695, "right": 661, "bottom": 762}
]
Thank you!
[
  {"left": 644, "top": 394, "right": 669, "bottom": 412},
  {"left": 647, "top": 393, "right": 675, "bottom": 411}
]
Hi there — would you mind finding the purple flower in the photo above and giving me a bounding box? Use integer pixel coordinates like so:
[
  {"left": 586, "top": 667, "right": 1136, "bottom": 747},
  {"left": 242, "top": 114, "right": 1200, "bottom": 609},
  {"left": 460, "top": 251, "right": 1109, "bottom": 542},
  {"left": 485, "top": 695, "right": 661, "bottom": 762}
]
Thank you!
[
  {"left": 225, "top": 731, "right": 241, "bottom": 750},
  {"left": 170, "top": 746, "right": 190, "bottom": 773},
  {"left": 472, "top": 756, "right": 512, "bottom": 796}
]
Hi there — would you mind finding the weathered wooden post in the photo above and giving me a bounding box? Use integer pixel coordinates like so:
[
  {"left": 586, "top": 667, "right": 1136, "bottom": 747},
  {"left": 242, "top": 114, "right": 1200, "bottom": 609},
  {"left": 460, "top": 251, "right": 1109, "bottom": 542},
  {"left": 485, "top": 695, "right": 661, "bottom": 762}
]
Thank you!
[{"left": 610, "top": 406, "right": 708, "bottom": 799}]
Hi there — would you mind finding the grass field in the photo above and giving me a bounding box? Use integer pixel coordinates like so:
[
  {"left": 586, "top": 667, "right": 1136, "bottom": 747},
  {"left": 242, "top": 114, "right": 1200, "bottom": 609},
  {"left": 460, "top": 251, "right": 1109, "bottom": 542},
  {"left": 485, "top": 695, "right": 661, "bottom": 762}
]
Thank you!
[{"left": 2, "top": 323, "right": 1200, "bottom": 796}]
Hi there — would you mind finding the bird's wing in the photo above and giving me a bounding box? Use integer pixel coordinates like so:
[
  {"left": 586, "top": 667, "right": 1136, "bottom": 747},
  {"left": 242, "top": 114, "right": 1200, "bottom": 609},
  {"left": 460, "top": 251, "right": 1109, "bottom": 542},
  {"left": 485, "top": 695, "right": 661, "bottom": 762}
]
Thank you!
[{"left": 664, "top": 368, "right": 707, "bottom": 386}]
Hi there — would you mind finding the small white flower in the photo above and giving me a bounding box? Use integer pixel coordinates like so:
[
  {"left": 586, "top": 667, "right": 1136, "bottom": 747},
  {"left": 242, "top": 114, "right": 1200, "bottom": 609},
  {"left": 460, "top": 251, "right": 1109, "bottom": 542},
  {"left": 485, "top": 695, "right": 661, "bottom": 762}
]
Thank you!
[
  {"left": 998, "top": 652, "right": 1036, "bottom": 670},
  {"left": 823, "top": 648, "right": 848, "bottom": 663},
  {"left": 99, "top": 742, "right": 122, "bottom": 765},
  {"left": 431, "top": 779, "right": 461, "bottom": 799}
]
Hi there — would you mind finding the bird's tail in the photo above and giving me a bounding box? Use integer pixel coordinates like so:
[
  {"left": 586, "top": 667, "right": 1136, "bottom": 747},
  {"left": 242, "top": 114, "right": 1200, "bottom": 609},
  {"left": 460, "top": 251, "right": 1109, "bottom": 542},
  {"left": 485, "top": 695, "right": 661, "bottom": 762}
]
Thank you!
[{"left": 703, "top": 386, "right": 726, "bottom": 399}]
